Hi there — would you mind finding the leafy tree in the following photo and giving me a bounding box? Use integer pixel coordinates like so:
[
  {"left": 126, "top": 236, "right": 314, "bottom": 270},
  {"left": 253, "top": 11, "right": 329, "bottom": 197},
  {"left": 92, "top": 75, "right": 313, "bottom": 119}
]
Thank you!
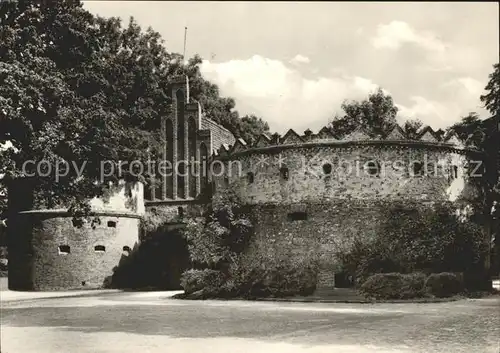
[
  {"left": 182, "top": 188, "right": 253, "bottom": 269},
  {"left": 329, "top": 88, "right": 398, "bottom": 138},
  {"left": 403, "top": 119, "right": 423, "bottom": 139},
  {"left": 447, "top": 112, "right": 484, "bottom": 146},
  {"left": 480, "top": 63, "right": 500, "bottom": 117},
  {"left": 0, "top": 0, "right": 268, "bottom": 213},
  {"left": 234, "top": 114, "right": 270, "bottom": 144}
]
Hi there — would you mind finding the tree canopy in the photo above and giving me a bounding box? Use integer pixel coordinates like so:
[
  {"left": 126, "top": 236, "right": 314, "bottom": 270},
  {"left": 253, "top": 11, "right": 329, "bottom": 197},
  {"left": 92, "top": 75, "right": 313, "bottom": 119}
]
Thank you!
[
  {"left": 329, "top": 88, "right": 399, "bottom": 139},
  {"left": 0, "top": 0, "right": 268, "bottom": 212},
  {"left": 480, "top": 63, "right": 499, "bottom": 117}
]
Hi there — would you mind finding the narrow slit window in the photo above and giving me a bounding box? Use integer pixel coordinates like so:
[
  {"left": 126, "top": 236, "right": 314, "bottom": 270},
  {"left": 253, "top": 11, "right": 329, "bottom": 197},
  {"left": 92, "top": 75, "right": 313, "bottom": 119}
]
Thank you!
[
  {"left": 280, "top": 167, "right": 289, "bottom": 181},
  {"left": 94, "top": 245, "right": 105, "bottom": 252},
  {"left": 322, "top": 163, "right": 332, "bottom": 175},
  {"left": 247, "top": 172, "right": 255, "bottom": 184},
  {"left": 178, "top": 206, "right": 184, "bottom": 218},
  {"left": 452, "top": 165, "right": 458, "bottom": 179},
  {"left": 58, "top": 245, "right": 70, "bottom": 254},
  {"left": 287, "top": 212, "right": 308, "bottom": 221},
  {"left": 412, "top": 162, "right": 424, "bottom": 177},
  {"left": 107, "top": 220, "right": 117, "bottom": 228}
]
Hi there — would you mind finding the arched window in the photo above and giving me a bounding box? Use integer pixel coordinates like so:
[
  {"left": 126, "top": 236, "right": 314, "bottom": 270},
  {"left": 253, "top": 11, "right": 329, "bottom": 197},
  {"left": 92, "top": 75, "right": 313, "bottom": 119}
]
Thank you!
[
  {"left": 176, "top": 90, "right": 185, "bottom": 198},
  {"left": 247, "top": 172, "right": 255, "bottom": 184},
  {"left": 199, "top": 143, "right": 209, "bottom": 194},
  {"left": 165, "top": 118, "right": 174, "bottom": 199},
  {"left": 188, "top": 117, "right": 197, "bottom": 198},
  {"left": 280, "top": 166, "right": 289, "bottom": 181}
]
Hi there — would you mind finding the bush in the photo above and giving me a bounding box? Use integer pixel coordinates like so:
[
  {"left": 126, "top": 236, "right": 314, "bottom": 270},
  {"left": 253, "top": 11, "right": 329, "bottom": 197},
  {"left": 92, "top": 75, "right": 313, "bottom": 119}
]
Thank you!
[
  {"left": 180, "top": 269, "right": 225, "bottom": 295},
  {"left": 359, "top": 272, "right": 427, "bottom": 300},
  {"left": 337, "top": 203, "right": 488, "bottom": 285},
  {"left": 425, "top": 272, "right": 464, "bottom": 298},
  {"left": 229, "top": 255, "right": 319, "bottom": 298}
]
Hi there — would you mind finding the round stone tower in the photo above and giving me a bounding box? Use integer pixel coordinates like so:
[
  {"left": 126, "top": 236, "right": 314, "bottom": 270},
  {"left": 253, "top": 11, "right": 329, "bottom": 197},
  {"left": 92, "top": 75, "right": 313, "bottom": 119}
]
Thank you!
[
  {"left": 212, "top": 125, "right": 484, "bottom": 288},
  {"left": 7, "top": 180, "right": 144, "bottom": 291}
]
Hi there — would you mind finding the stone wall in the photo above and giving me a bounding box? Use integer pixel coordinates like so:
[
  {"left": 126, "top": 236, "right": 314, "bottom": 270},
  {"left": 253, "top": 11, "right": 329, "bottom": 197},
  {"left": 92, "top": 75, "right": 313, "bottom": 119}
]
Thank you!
[
  {"left": 7, "top": 181, "right": 143, "bottom": 291},
  {"left": 212, "top": 141, "right": 482, "bottom": 288},
  {"left": 246, "top": 201, "right": 394, "bottom": 287},
  {"left": 8, "top": 210, "right": 140, "bottom": 290},
  {"left": 216, "top": 143, "right": 479, "bottom": 206}
]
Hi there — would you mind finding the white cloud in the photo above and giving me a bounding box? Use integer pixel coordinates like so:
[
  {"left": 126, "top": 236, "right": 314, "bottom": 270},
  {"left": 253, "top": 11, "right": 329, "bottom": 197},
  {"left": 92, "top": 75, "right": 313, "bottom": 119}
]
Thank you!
[
  {"left": 397, "top": 91, "right": 485, "bottom": 129},
  {"left": 200, "top": 55, "right": 382, "bottom": 133},
  {"left": 200, "top": 55, "right": 488, "bottom": 134},
  {"left": 370, "top": 21, "right": 487, "bottom": 74},
  {"left": 289, "top": 54, "right": 310, "bottom": 65},
  {"left": 371, "top": 21, "right": 447, "bottom": 54}
]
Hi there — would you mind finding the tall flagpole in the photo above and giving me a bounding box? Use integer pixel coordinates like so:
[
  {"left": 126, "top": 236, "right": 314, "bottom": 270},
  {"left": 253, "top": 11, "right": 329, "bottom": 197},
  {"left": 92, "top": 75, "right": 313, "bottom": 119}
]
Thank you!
[{"left": 183, "top": 26, "right": 188, "bottom": 62}]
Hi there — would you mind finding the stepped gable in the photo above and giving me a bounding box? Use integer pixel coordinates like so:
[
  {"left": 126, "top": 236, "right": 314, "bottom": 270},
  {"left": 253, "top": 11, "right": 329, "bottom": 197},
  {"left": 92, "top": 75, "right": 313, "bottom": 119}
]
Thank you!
[
  {"left": 343, "top": 126, "right": 371, "bottom": 141},
  {"left": 253, "top": 133, "right": 272, "bottom": 148},
  {"left": 384, "top": 125, "right": 407, "bottom": 140},
  {"left": 281, "top": 129, "right": 304, "bottom": 145},
  {"left": 312, "top": 126, "right": 337, "bottom": 142},
  {"left": 231, "top": 138, "right": 248, "bottom": 153},
  {"left": 417, "top": 126, "right": 438, "bottom": 142}
]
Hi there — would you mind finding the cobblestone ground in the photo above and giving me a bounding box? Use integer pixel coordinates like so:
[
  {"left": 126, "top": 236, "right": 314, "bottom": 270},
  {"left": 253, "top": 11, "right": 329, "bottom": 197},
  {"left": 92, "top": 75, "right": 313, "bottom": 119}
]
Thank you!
[{"left": 1, "top": 291, "right": 499, "bottom": 353}]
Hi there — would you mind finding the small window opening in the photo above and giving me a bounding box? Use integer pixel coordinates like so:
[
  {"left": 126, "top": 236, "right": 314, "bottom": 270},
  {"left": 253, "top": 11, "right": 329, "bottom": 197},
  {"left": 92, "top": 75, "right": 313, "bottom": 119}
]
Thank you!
[
  {"left": 122, "top": 246, "right": 131, "bottom": 256},
  {"left": 72, "top": 218, "right": 84, "bottom": 228},
  {"left": 412, "top": 162, "right": 424, "bottom": 177},
  {"left": 452, "top": 165, "right": 458, "bottom": 179},
  {"left": 322, "top": 163, "right": 332, "bottom": 175},
  {"left": 247, "top": 172, "right": 255, "bottom": 184},
  {"left": 81, "top": 281, "right": 86, "bottom": 286},
  {"left": 287, "top": 211, "right": 308, "bottom": 221},
  {"left": 58, "top": 245, "right": 70, "bottom": 254},
  {"left": 107, "top": 220, "right": 117, "bottom": 228},
  {"left": 280, "top": 167, "right": 289, "bottom": 181},
  {"left": 178, "top": 206, "right": 184, "bottom": 218},
  {"left": 94, "top": 245, "right": 105, "bottom": 252}
]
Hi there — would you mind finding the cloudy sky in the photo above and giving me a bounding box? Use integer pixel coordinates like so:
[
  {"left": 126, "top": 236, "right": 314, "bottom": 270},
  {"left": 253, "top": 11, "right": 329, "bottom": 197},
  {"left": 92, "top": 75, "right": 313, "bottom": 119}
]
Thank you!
[{"left": 84, "top": 1, "right": 499, "bottom": 134}]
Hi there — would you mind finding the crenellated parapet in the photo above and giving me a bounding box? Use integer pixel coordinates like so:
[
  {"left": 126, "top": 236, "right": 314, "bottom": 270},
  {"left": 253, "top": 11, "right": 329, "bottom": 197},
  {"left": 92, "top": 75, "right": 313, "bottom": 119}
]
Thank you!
[{"left": 214, "top": 124, "right": 476, "bottom": 158}]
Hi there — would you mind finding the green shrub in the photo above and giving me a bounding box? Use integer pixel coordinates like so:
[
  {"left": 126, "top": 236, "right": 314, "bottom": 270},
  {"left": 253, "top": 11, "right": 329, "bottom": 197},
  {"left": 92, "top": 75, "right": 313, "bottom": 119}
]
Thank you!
[
  {"left": 425, "top": 272, "right": 464, "bottom": 298},
  {"left": 229, "top": 255, "right": 318, "bottom": 298},
  {"left": 337, "top": 203, "right": 488, "bottom": 285},
  {"left": 180, "top": 269, "right": 225, "bottom": 295},
  {"left": 359, "top": 272, "right": 427, "bottom": 300}
]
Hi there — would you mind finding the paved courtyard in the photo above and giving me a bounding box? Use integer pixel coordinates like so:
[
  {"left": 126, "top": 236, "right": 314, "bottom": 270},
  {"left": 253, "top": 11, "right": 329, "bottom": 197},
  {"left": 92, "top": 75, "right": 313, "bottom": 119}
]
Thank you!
[{"left": 1, "top": 288, "right": 499, "bottom": 353}]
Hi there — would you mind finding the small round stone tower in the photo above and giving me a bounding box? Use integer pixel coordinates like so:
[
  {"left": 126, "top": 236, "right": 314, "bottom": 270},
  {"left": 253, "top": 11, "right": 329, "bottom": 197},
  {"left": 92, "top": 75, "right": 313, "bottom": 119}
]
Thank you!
[{"left": 7, "top": 180, "right": 144, "bottom": 291}]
